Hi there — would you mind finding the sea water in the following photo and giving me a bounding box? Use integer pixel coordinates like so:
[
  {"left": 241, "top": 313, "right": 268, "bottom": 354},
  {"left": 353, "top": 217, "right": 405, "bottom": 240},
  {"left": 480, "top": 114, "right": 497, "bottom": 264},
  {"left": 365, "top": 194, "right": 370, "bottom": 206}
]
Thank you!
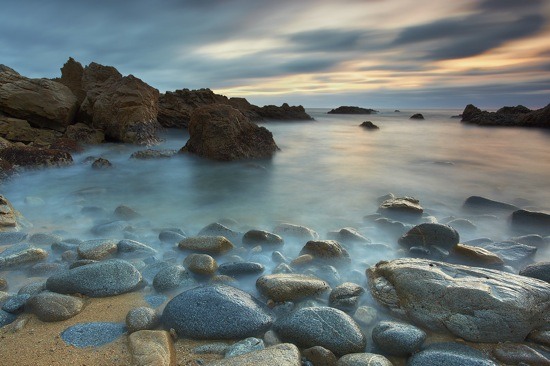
[{"left": 2, "top": 108, "right": 550, "bottom": 291}]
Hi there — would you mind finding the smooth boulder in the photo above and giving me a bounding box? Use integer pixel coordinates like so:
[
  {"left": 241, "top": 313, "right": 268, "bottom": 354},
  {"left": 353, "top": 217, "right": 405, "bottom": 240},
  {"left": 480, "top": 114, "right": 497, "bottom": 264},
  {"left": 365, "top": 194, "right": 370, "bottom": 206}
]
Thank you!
[
  {"left": 367, "top": 258, "right": 550, "bottom": 342},
  {"left": 27, "top": 292, "right": 84, "bottom": 322},
  {"left": 256, "top": 273, "right": 330, "bottom": 302},
  {"left": 161, "top": 285, "right": 273, "bottom": 339}
]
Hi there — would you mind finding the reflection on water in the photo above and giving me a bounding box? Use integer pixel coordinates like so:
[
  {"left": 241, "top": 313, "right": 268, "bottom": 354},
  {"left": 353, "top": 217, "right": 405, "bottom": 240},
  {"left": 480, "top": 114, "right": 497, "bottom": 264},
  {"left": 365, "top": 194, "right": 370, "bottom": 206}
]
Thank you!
[{"left": 1, "top": 108, "right": 550, "bottom": 289}]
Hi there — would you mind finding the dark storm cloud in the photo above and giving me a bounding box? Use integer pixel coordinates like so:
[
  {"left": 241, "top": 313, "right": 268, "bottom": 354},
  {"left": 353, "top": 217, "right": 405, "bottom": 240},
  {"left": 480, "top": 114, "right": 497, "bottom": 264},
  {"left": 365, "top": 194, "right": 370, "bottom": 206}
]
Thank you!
[{"left": 394, "top": 14, "right": 546, "bottom": 60}]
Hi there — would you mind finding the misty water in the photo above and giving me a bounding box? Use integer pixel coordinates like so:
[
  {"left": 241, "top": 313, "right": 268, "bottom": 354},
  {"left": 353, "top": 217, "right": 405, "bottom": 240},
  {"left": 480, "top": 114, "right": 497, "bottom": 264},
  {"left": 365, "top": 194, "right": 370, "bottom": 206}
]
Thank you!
[{"left": 2, "top": 108, "right": 550, "bottom": 294}]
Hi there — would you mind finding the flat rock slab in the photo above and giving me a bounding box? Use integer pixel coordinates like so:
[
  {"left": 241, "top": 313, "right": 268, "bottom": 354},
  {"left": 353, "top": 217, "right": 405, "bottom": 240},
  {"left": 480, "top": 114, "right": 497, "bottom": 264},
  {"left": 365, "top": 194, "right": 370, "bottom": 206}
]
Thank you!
[
  {"left": 274, "top": 306, "right": 366, "bottom": 355},
  {"left": 367, "top": 258, "right": 550, "bottom": 342},
  {"left": 46, "top": 259, "right": 142, "bottom": 297},
  {"left": 256, "top": 273, "right": 330, "bottom": 302},
  {"left": 61, "top": 322, "right": 126, "bottom": 348},
  {"left": 162, "top": 285, "right": 273, "bottom": 339},
  {"left": 207, "top": 343, "right": 300, "bottom": 366},
  {"left": 128, "top": 330, "right": 176, "bottom": 366}
]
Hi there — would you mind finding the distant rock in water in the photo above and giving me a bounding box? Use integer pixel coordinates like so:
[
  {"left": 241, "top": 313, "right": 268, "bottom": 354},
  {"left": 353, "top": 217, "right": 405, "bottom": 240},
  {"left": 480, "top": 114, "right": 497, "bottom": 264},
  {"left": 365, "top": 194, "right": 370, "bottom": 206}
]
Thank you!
[
  {"left": 461, "top": 103, "right": 550, "bottom": 127},
  {"left": 409, "top": 113, "right": 424, "bottom": 120},
  {"left": 359, "top": 121, "right": 379, "bottom": 129},
  {"left": 328, "top": 106, "right": 378, "bottom": 114},
  {"left": 253, "top": 103, "right": 312, "bottom": 121},
  {"left": 180, "top": 104, "right": 279, "bottom": 161}
]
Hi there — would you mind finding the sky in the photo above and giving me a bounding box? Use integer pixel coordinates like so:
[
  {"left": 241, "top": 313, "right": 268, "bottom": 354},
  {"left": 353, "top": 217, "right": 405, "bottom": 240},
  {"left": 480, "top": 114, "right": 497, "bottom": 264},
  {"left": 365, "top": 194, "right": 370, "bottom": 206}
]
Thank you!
[{"left": 1, "top": 0, "right": 549, "bottom": 109}]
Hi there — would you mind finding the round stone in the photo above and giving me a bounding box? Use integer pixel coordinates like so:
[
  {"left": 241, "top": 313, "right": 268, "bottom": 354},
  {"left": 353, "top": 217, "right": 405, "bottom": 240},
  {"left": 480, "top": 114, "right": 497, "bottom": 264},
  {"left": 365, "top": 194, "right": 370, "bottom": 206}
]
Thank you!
[
  {"left": 126, "top": 306, "right": 160, "bottom": 333},
  {"left": 183, "top": 253, "right": 218, "bottom": 275},
  {"left": 27, "top": 292, "right": 84, "bottom": 322},
  {"left": 371, "top": 321, "right": 426, "bottom": 356}
]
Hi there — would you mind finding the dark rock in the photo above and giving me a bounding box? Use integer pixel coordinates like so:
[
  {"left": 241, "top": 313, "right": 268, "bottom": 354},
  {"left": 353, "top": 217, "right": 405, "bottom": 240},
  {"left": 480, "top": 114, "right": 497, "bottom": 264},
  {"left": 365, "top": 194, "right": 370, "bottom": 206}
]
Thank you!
[
  {"left": 303, "top": 346, "right": 337, "bottom": 366},
  {"left": 152, "top": 264, "right": 193, "bottom": 293},
  {"left": 463, "top": 195, "right": 519, "bottom": 213},
  {"left": 367, "top": 258, "right": 550, "bottom": 342},
  {"left": 48, "top": 137, "right": 84, "bottom": 153},
  {"left": 91, "top": 157, "right": 112, "bottom": 169},
  {"left": 0, "top": 309, "right": 16, "bottom": 328},
  {"left": 218, "top": 262, "right": 265, "bottom": 276},
  {"left": 90, "top": 220, "right": 129, "bottom": 236},
  {"left": 520, "top": 262, "right": 550, "bottom": 283},
  {"left": 511, "top": 209, "right": 550, "bottom": 236},
  {"left": 0, "top": 145, "right": 72, "bottom": 168},
  {"left": 329, "top": 282, "right": 364, "bottom": 312},
  {"left": 398, "top": 223, "right": 459, "bottom": 250},
  {"left": 253, "top": 103, "right": 312, "bottom": 121},
  {"left": 161, "top": 284, "right": 273, "bottom": 339},
  {"left": 0, "top": 66, "right": 78, "bottom": 131},
  {"left": 113, "top": 205, "right": 141, "bottom": 220},
  {"left": 130, "top": 149, "right": 177, "bottom": 159},
  {"left": 180, "top": 104, "right": 279, "bottom": 161},
  {"left": 337, "top": 353, "right": 393, "bottom": 366},
  {"left": 0, "top": 116, "right": 61, "bottom": 146},
  {"left": 198, "top": 222, "right": 240, "bottom": 240},
  {"left": 461, "top": 103, "right": 550, "bottom": 127},
  {"left": 46, "top": 259, "right": 142, "bottom": 297},
  {"left": 359, "top": 121, "right": 379, "bottom": 129},
  {"left": 371, "top": 321, "right": 426, "bottom": 356},
  {"left": 274, "top": 306, "right": 366, "bottom": 355},
  {"left": 256, "top": 274, "right": 330, "bottom": 302},
  {"left": 64, "top": 123, "right": 105, "bottom": 144},
  {"left": 27, "top": 292, "right": 84, "bottom": 321},
  {"left": 177, "top": 236, "right": 235, "bottom": 254},
  {"left": 77, "top": 239, "right": 118, "bottom": 260},
  {"left": 242, "top": 229, "right": 284, "bottom": 246},
  {"left": 328, "top": 106, "right": 377, "bottom": 114},
  {"left": 58, "top": 57, "right": 85, "bottom": 103},
  {"left": 299, "top": 240, "right": 350, "bottom": 264},
  {"left": 492, "top": 342, "right": 550, "bottom": 365},
  {"left": 410, "top": 113, "right": 424, "bottom": 119},
  {"left": 408, "top": 342, "right": 497, "bottom": 366},
  {"left": 126, "top": 306, "right": 160, "bottom": 333},
  {"left": 158, "top": 230, "right": 186, "bottom": 244},
  {"left": 61, "top": 322, "right": 126, "bottom": 348},
  {"left": 2, "top": 294, "right": 30, "bottom": 314}
]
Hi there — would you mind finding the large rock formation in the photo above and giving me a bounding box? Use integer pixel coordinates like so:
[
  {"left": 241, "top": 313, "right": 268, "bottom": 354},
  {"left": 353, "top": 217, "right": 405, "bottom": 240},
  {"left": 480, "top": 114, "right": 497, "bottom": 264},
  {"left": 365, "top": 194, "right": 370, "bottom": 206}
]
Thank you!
[
  {"left": 367, "top": 258, "right": 550, "bottom": 342},
  {"left": 181, "top": 104, "right": 279, "bottom": 161},
  {"left": 58, "top": 57, "right": 86, "bottom": 104},
  {"left": 158, "top": 89, "right": 312, "bottom": 129},
  {"left": 76, "top": 62, "right": 160, "bottom": 144},
  {"left": 328, "top": 106, "right": 378, "bottom": 114},
  {"left": 461, "top": 103, "right": 550, "bottom": 127},
  {"left": 0, "top": 66, "right": 78, "bottom": 131}
]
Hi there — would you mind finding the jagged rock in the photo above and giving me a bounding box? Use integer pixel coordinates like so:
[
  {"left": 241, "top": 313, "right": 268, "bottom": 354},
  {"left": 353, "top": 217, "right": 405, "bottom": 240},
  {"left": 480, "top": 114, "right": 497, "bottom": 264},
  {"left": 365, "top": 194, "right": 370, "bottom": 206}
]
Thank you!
[
  {"left": 58, "top": 57, "right": 86, "bottom": 103},
  {"left": 461, "top": 103, "right": 550, "bottom": 127},
  {"left": 0, "top": 145, "right": 72, "bottom": 168},
  {"left": 78, "top": 62, "right": 160, "bottom": 144},
  {"left": 367, "top": 258, "right": 550, "bottom": 342},
  {"left": 254, "top": 103, "right": 312, "bottom": 121},
  {"left": 328, "top": 106, "right": 377, "bottom": 114},
  {"left": 0, "top": 117, "right": 61, "bottom": 146},
  {"left": 0, "top": 66, "right": 78, "bottom": 131},
  {"left": 180, "top": 104, "right": 279, "bottom": 161},
  {"left": 63, "top": 123, "right": 105, "bottom": 144}
]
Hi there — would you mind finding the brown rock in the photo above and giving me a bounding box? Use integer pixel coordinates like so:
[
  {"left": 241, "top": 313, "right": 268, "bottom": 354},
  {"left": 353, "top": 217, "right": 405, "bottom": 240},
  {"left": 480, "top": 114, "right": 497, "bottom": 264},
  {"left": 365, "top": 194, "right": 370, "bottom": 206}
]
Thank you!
[
  {"left": 452, "top": 243, "right": 504, "bottom": 266},
  {"left": 181, "top": 104, "right": 279, "bottom": 161},
  {"left": 299, "top": 240, "right": 350, "bottom": 263},
  {"left": 0, "top": 145, "right": 72, "bottom": 168},
  {"left": 0, "top": 195, "right": 17, "bottom": 230},
  {"left": 256, "top": 273, "right": 330, "bottom": 302},
  {"left": 177, "top": 236, "right": 235, "bottom": 254},
  {"left": 64, "top": 123, "right": 105, "bottom": 144},
  {"left": 59, "top": 57, "right": 86, "bottom": 103},
  {"left": 303, "top": 346, "right": 337, "bottom": 366},
  {"left": 0, "top": 66, "right": 78, "bottom": 131},
  {"left": 48, "top": 137, "right": 84, "bottom": 153},
  {"left": 254, "top": 103, "right": 312, "bottom": 121},
  {"left": 128, "top": 330, "right": 176, "bottom": 366},
  {"left": 461, "top": 103, "right": 550, "bottom": 127},
  {"left": 183, "top": 253, "right": 218, "bottom": 275},
  {"left": 208, "top": 343, "right": 300, "bottom": 366},
  {"left": 0, "top": 117, "right": 61, "bottom": 146}
]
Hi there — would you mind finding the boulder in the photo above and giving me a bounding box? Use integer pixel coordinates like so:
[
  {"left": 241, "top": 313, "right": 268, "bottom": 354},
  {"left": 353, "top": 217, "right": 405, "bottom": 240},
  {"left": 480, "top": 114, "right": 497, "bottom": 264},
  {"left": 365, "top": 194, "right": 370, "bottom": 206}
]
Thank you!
[
  {"left": 0, "top": 145, "right": 72, "bottom": 168},
  {"left": 274, "top": 306, "right": 366, "bottom": 355},
  {"left": 371, "top": 321, "right": 426, "bottom": 356},
  {"left": 128, "top": 330, "right": 176, "bottom": 366},
  {"left": 256, "top": 273, "right": 330, "bottom": 302},
  {"left": 0, "top": 66, "right": 78, "bottom": 131},
  {"left": 337, "top": 353, "right": 393, "bottom": 366},
  {"left": 510, "top": 209, "right": 550, "bottom": 236},
  {"left": 299, "top": 240, "right": 350, "bottom": 263},
  {"left": 408, "top": 342, "right": 497, "bottom": 366},
  {"left": 161, "top": 285, "right": 273, "bottom": 339},
  {"left": 377, "top": 196, "right": 423, "bottom": 221},
  {"left": 398, "top": 223, "right": 459, "bottom": 250},
  {"left": 27, "top": 292, "right": 84, "bottom": 322},
  {"left": 58, "top": 57, "right": 86, "bottom": 103},
  {"left": 181, "top": 104, "right": 279, "bottom": 161},
  {"left": 46, "top": 259, "right": 142, "bottom": 297},
  {"left": 177, "top": 236, "right": 234, "bottom": 254},
  {"left": 367, "top": 258, "right": 550, "bottom": 342},
  {"left": 410, "top": 113, "right": 424, "bottom": 119},
  {"left": 328, "top": 106, "right": 377, "bottom": 114},
  {"left": 0, "top": 117, "right": 61, "bottom": 146},
  {"left": 63, "top": 123, "right": 105, "bottom": 144},
  {"left": 359, "top": 121, "right": 379, "bottom": 129}
]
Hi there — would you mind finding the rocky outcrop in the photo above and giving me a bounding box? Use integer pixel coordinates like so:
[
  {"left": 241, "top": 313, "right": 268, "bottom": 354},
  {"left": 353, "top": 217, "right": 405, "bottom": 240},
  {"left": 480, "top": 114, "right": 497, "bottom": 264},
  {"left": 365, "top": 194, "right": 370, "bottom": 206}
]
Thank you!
[
  {"left": 63, "top": 123, "right": 105, "bottom": 144},
  {"left": 0, "top": 66, "right": 78, "bottom": 131},
  {"left": 359, "top": 121, "right": 379, "bottom": 129},
  {"left": 181, "top": 104, "right": 279, "bottom": 161},
  {"left": 254, "top": 103, "right": 312, "bottom": 121},
  {"left": 0, "top": 117, "right": 61, "bottom": 146},
  {"left": 328, "top": 106, "right": 377, "bottom": 114},
  {"left": 0, "top": 145, "right": 73, "bottom": 168},
  {"left": 461, "top": 103, "right": 550, "bottom": 127},
  {"left": 367, "top": 258, "right": 550, "bottom": 342},
  {"left": 58, "top": 57, "right": 86, "bottom": 104}
]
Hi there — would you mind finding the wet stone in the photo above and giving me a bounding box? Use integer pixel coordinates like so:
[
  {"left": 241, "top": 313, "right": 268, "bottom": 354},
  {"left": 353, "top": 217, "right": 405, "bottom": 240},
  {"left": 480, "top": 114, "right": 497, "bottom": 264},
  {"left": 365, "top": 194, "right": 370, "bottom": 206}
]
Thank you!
[
  {"left": 371, "top": 321, "right": 426, "bottom": 356},
  {"left": 377, "top": 196, "right": 423, "bottom": 222},
  {"left": 90, "top": 220, "right": 129, "bottom": 236},
  {"left": 177, "top": 236, "right": 235, "bottom": 254},
  {"left": 158, "top": 230, "right": 186, "bottom": 244},
  {"left": 218, "top": 261, "right": 265, "bottom": 276},
  {"left": 28, "top": 262, "right": 63, "bottom": 276},
  {"left": 303, "top": 346, "right": 337, "bottom": 366},
  {"left": 51, "top": 240, "right": 80, "bottom": 252},
  {"left": 242, "top": 230, "right": 284, "bottom": 246},
  {"left": 77, "top": 239, "right": 118, "bottom": 260},
  {"left": 27, "top": 292, "right": 84, "bottom": 322},
  {"left": 152, "top": 264, "right": 193, "bottom": 293},
  {"left": 462, "top": 196, "right": 519, "bottom": 213},
  {"left": 335, "top": 227, "right": 370, "bottom": 244},
  {"left": 274, "top": 306, "right": 366, "bottom": 356},
  {"left": 273, "top": 223, "right": 319, "bottom": 241},
  {"left": 113, "top": 204, "right": 141, "bottom": 220},
  {"left": 510, "top": 209, "right": 550, "bottom": 236},
  {"left": 0, "top": 309, "right": 16, "bottom": 328},
  {"left": 183, "top": 253, "right": 218, "bottom": 275},
  {"left": 2, "top": 294, "right": 30, "bottom": 314},
  {"left": 225, "top": 337, "right": 265, "bottom": 358},
  {"left": 28, "top": 232, "right": 63, "bottom": 246},
  {"left": 161, "top": 284, "right": 273, "bottom": 339},
  {"left": 0, "top": 232, "right": 28, "bottom": 245},
  {"left": 329, "top": 282, "right": 364, "bottom": 312},
  {"left": 117, "top": 239, "right": 157, "bottom": 256},
  {"left": 18, "top": 280, "right": 47, "bottom": 296},
  {"left": 299, "top": 240, "right": 350, "bottom": 264},
  {"left": 61, "top": 322, "right": 126, "bottom": 347},
  {"left": 492, "top": 342, "right": 550, "bottom": 365},
  {"left": 256, "top": 273, "right": 330, "bottom": 302},
  {"left": 126, "top": 306, "right": 160, "bottom": 333},
  {"left": 398, "top": 223, "right": 459, "bottom": 250},
  {"left": 0, "top": 245, "right": 48, "bottom": 269},
  {"left": 337, "top": 353, "right": 393, "bottom": 366},
  {"left": 198, "top": 222, "right": 240, "bottom": 241},
  {"left": 451, "top": 243, "right": 504, "bottom": 267},
  {"left": 519, "top": 262, "right": 550, "bottom": 283},
  {"left": 353, "top": 306, "right": 378, "bottom": 326},
  {"left": 408, "top": 342, "right": 498, "bottom": 366}
]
